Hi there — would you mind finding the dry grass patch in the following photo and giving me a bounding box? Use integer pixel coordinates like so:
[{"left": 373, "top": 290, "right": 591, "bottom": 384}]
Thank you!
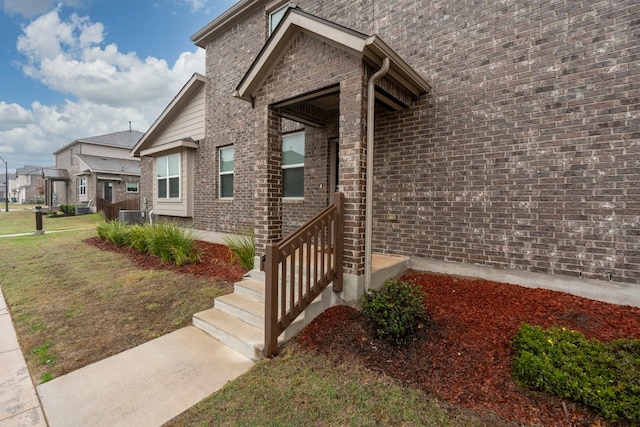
[
  {"left": 165, "top": 343, "right": 500, "bottom": 427},
  {"left": 0, "top": 229, "right": 233, "bottom": 384}
]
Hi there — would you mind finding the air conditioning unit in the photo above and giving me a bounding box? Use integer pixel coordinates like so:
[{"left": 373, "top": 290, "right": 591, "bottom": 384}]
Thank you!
[
  {"left": 75, "top": 206, "right": 91, "bottom": 215},
  {"left": 119, "top": 210, "right": 145, "bottom": 225}
]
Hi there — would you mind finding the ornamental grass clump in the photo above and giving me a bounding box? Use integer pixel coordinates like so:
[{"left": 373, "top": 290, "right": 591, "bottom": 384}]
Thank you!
[
  {"left": 96, "top": 220, "right": 130, "bottom": 247},
  {"left": 223, "top": 230, "right": 255, "bottom": 270},
  {"left": 361, "top": 279, "right": 428, "bottom": 346},
  {"left": 512, "top": 323, "right": 640, "bottom": 423},
  {"left": 142, "top": 223, "right": 202, "bottom": 266},
  {"left": 96, "top": 220, "right": 201, "bottom": 266}
]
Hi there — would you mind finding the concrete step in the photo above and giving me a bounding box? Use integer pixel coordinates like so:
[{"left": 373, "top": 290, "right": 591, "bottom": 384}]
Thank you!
[
  {"left": 245, "top": 269, "right": 264, "bottom": 282},
  {"left": 214, "top": 293, "right": 264, "bottom": 329},
  {"left": 192, "top": 308, "right": 264, "bottom": 361},
  {"left": 234, "top": 279, "right": 265, "bottom": 303},
  {"left": 193, "top": 253, "right": 408, "bottom": 364}
]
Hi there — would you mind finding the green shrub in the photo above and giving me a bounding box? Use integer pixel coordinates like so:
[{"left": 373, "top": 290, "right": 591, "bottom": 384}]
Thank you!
[
  {"left": 512, "top": 324, "right": 640, "bottom": 423},
  {"left": 223, "top": 230, "right": 255, "bottom": 270},
  {"left": 96, "top": 221, "right": 202, "bottom": 266},
  {"left": 361, "top": 279, "right": 427, "bottom": 346},
  {"left": 58, "top": 205, "right": 76, "bottom": 215},
  {"left": 127, "top": 224, "right": 150, "bottom": 253},
  {"left": 144, "top": 223, "right": 202, "bottom": 266},
  {"left": 96, "top": 220, "right": 130, "bottom": 246}
]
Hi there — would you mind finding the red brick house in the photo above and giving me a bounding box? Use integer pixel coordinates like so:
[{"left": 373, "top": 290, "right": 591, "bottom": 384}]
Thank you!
[{"left": 133, "top": 1, "right": 639, "bottom": 356}]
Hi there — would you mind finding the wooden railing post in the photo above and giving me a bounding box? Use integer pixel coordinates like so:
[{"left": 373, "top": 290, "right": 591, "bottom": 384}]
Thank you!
[
  {"left": 264, "top": 243, "right": 279, "bottom": 357},
  {"left": 333, "top": 192, "right": 344, "bottom": 292}
]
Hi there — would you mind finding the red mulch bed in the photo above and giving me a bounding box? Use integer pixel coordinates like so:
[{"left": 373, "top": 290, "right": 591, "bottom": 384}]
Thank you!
[
  {"left": 295, "top": 270, "right": 640, "bottom": 427},
  {"left": 84, "top": 237, "right": 247, "bottom": 283},
  {"left": 84, "top": 236, "right": 639, "bottom": 425}
]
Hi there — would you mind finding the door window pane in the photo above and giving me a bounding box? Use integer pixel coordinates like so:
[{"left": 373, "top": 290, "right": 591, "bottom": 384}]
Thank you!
[{"left": 282, "top": 133, "right": 304, "bottom": 198}]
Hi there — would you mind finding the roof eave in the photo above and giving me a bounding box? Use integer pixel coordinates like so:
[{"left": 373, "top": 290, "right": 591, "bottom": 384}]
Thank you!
[
  {"left": 364, "top": 36, "right": 431, "bottom": 96},
  {"left": 132, "top": 73, "right": 206, "bottom": 157},
  {"left": 191, "top": 0, "right": 262, "bottom": 48},
  {"left": 139, "top": 138, "right": 200, "bottom": 157}
]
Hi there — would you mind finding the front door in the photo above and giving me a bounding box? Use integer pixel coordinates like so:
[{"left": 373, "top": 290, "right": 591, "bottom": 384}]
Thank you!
[{"left": 104, "top": 182, "right": 113, "bottom": 202}]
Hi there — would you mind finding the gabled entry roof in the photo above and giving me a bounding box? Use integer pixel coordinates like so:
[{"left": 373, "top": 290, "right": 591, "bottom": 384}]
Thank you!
[{"left": 234, "top": 8, "right": 431, "bottom": 105}]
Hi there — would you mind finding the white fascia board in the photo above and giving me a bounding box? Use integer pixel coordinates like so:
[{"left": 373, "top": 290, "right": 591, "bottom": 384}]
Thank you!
[{"left": 139, "top": 139, "right": 199, "bottom": 157}]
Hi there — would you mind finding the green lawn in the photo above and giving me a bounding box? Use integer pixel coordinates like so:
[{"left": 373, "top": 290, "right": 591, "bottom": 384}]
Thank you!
[
  {"left": 0, "top": 226, "right": 233, "bottom": 383},
  {"left": 165, "top": 346, "right": 499, "bottom": 427},
  {"left": 0, "top": 211, "right": 505, "bottom": 426},
  {"left": 0, "top": 207, "right": 102, "bottom": 235}
]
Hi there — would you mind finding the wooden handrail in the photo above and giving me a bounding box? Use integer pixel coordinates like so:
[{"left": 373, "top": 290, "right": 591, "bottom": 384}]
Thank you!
[{"left": 264, "top": 192, "right": 344, "bottom": 357}]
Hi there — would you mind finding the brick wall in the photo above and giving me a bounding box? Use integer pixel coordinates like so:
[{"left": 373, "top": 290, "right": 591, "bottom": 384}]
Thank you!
[
  {"left": 367, "top": 0, "right": 640, "bottom": 283},
  {"left": 194, "top": 0, "right": 638, "bottom": 283},
  {"left": 139, "top": 157, "right": 154, "bottom": 211},
  {"left": 193, "top": 8, "right": 265, "bottom": 235}
]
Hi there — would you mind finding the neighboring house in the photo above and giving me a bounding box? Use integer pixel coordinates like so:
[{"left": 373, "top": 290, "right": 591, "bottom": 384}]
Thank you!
[
  {"left": 14, "top": 165, "right": 45, "bottom": 204},
  {"left": 133, "top": 1, "right": 639, "bottom": 309},
  {"left": 50, "top": 130, "right": 143, "bottom": 207},
  {"left": 0, "top": 172, "right": 6, "bottom": 202},
  {"left": 9, "top": 176, "right": 16, "bottom": 203}
]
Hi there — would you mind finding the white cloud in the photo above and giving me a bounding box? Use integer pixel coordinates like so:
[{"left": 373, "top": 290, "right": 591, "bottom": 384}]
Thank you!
[
  {"left": 0, "top": 99, "right": 150, "bottom": 168},
  {"left": 0, "top": 5, "right": 206, "bottom": 172},
  {"left": 17, "top": 7, "right": 205, "bottom": 106},
  {"left": 0, "top": 102, "right": 32, "bottom": 131}
]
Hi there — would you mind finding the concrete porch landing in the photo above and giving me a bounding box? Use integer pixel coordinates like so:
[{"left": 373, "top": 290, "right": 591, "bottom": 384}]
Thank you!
[{"left": 36, "top": 327, "right": 254, "bottom": 427}]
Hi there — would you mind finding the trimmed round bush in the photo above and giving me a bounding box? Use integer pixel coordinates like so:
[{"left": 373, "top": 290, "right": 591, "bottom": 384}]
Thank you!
[{"left": 361, "top": 279, "right": 428, "bottom": 346}]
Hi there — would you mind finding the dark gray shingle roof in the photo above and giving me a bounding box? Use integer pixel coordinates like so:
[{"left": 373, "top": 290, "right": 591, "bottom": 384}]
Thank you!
[
  {"left": 78, "top": 130, "right": 144, "bottom": 149},
  {"left": 54, "top": 130, "right": 144, "bottom": 154},
  {"left": 15, "top": 165, "right": 44, "bottom": 175},
  {"left": 75, "top": 154, "right": 140, "bottom": 175}
]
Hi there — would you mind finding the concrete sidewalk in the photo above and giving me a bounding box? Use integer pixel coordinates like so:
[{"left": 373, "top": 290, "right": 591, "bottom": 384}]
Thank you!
[
  {"left": 0, "top": 228, "right": 94, "bottom": 239},
  {"left": 1, "top": 286, "right": 255, "bottom": 427},
  {"left": 0, "top": 288, "right": 46, "bottom": 426},
  {"left": 37, "top": 327, "right": 254, "bottom": 427}
]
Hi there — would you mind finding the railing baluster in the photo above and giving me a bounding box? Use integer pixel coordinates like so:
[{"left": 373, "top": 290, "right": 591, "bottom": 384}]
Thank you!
[
  {"left": 263, "top": 192, "right": 344, "bottom": 357},
  {"left": 289, "top": 246, "right": 295, "bottom": 319},
  {"left": 305, "top": 231, "right": 311, "bottom": 300},
  {"left": 298, "top": 237, "right": 303, "bottom": 305},
  {"left": 320, "top": 220, "right": 326, "bottom": 278},
  {"left": 280, "top": 254, "right": 286, "bottom": 321},
  {"left": 313, "top": 227, "right": 318, "bottom": 289}
]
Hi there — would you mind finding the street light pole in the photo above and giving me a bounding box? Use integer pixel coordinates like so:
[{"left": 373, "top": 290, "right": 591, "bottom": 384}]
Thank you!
[{"left": 0, "top": 156, "right": 7, "bottom": 212}]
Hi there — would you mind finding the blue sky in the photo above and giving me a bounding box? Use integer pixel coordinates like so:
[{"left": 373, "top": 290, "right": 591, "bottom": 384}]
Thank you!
[{"left": 0, "top": 0, "right": 236, "bottom": 173}]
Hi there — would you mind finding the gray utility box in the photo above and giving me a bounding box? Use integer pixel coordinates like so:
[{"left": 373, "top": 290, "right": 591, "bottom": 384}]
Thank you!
[
  {"left": 119, "top": 210, "right": 145, "bottom": 225},
  {"left": 75, "top": 206, "right": 91, "bottom": 215}
]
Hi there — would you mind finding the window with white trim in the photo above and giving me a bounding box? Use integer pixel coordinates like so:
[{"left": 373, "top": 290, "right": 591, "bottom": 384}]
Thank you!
[
  {"left": 269, "top": 2, "right": 291, "bottom": 35},
  {"left": 126, "top": 181, "right": 139, "bottom": 193},
  {"left": 219, "top": 146, "right": 234, "bottom": 199},
  {"left": 77, "top": 176, "right": 86, "bottom": 196},
  {"left": 282, "top": 132, "right": 304, "bottom": 198},
  {"left": 157, "top": 153, "right": 180, "bottom": 199}
]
